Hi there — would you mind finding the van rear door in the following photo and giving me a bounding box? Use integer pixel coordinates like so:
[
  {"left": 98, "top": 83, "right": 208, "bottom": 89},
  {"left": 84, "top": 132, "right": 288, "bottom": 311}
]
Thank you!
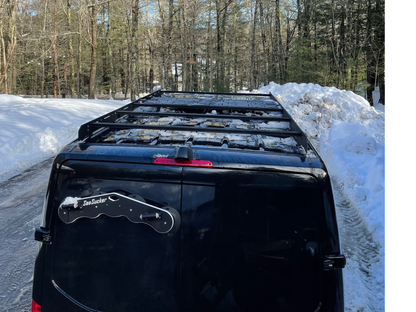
[
  {"left": 180, "top": 167, "right": 327, "bottom": 312},
  {"left": 42, "top": 160, "right": 327, "bottom": 312},
  {"left": 43, "top": 160, "right": 182, "bottom": 312}
]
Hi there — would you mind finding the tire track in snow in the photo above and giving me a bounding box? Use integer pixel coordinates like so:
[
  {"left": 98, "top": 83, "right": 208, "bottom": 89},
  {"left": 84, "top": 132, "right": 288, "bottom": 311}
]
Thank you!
[
  {"left": 332, "top": 179, "right": 384, "bottom": 312},
  {"left": 0, "top": 158, "right": 53, "bottom": 312}
]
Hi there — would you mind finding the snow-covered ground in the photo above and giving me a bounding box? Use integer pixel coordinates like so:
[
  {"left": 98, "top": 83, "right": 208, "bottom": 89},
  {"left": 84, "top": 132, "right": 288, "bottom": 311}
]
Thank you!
[
  {"left": 0, "top": 95, "right": 128, "bottom": 184},
  {"left": 0, "top": 83, "right": 385, "bottom": 311}
]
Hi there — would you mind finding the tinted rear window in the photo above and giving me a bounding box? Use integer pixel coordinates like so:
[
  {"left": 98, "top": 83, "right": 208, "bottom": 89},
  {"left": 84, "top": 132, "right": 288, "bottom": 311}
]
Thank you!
[{"left": 180, "top": 170, "right": 326, "bottom": 311}]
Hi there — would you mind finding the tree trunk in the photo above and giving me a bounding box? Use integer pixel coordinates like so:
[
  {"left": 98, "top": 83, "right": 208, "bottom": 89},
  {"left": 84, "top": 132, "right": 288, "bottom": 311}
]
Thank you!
[
  {"left": 249, "top": 0, "right": 258, "bottom": 90},
  {"left": 366, "top": 0, "right": 375, "bottom": 105},
  {"left": 259, "top": 0, "right": 268, "bottom": 85},
  {"left": 339, "top": 4, "right": 347, "bottom": 88},
  {"left": 274, "top": 0, "right": 285, "bottom": 82},
  {"left": 0, "top": 4, "right": 7, "bottom": 94},
  {"left": 106, "top": 2, "right": 115, "bottom": 98},
  {"left": 208, "top": 2, "right": 214, "bottom": 92},
  {"left": 77, "top": 6, "right": 82, "bottom": 98},
  {"left": 130, "top": 1, "right": 139, "bottom": 100},
  {"left": 53, "top": 0, "right": 59, "bottom": 98},
  {"left": 0, "top": 0, "right": 17, "bottom": 94},
  {"left": 88, "top": 0, "right": 97, "bottom": 99},
  {"left": 159, "top": 0, "right": 174, "bottom": 90},
  {"left": 215, "top": 0, "right": 230, "bottom": 92},
  {"left": 67, "top": 0, "right": 75, "bottom": 98},
  {"left": 167, "top": 0, "right": 174, "bottom": 89},
  {"left": 374, "top": 0, "right": 384, "bottom": 104}
]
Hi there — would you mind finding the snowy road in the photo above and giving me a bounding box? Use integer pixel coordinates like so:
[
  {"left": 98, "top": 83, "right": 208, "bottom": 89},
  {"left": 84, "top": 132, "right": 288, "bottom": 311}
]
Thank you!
[
  {"left": 0, "top": 159, "right": 384, "bottom": 312},
  {"left": 332, "top": 179, "right": 384, "bottom": 312},
  {"left": 0, "top": 158, "right": 53, "bottom": 312}
]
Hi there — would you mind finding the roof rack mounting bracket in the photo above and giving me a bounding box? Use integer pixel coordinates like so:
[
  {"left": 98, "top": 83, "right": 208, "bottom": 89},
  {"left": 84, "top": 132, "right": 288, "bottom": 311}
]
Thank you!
[{"left": 175, "top": 145, "right": 193, "bottom": 161}]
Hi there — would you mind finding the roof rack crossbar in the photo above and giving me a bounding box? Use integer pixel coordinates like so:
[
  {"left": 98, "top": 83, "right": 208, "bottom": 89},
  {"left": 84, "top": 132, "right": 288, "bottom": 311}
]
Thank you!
[
  {"left": 116, "top": 111, "right": 290, "bottom": 122},
  {"left": 129, "top": 103, "right": 283, "bottom": 112},
  {"left": 88, "top": 122, "right": 302, "bottom": 138}
]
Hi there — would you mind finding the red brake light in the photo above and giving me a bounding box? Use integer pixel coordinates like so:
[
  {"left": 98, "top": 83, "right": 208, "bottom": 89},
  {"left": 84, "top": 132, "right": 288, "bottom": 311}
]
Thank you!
[
  {"left": 32, "top": 299, "right": 41, "bottom": 312},
  {"left": 154, "top": 158, "right": 213, "bottom": 167}
]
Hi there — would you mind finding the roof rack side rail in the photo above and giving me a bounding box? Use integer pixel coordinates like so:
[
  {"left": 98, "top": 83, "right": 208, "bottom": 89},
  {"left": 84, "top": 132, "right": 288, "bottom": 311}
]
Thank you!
[
  {"left": 77, "top": 102, "right": 138, "bottom": 140},
  {"left": 78, "top": 90, "right": 168, "bottom": 140},
  {"left": 157, "top": 90, "right": 272, "bottom": 97}
]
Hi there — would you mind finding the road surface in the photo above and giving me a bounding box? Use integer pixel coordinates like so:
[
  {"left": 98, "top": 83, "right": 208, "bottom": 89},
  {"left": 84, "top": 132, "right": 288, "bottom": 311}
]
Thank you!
[{"left": 0, "top": 158, "right": 53, "bottom": 312}]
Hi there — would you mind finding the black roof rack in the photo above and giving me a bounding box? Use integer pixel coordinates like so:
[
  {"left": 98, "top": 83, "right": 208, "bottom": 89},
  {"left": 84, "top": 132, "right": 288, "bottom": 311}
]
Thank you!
[{"left": 78, "top": 90, "right": 309, "bottom": 152}]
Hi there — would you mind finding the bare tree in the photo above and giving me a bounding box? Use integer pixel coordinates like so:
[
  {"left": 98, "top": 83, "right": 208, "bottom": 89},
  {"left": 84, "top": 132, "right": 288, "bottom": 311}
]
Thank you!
[
  {"left": 53, "top": 0, "right": 59, "bottom": 97},
  {"left": 66, "top": 0, "right": 76, "bottom": 98},
  {"left": 0, "top": 0, "right": 18, "bottom": 93},
  {"left": 87, "top": 0, "right": 97, "bottom": 99}
]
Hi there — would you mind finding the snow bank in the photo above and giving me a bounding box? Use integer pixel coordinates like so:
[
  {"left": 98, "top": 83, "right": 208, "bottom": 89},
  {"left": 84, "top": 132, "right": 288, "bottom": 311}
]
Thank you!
[
  {"left": 256, "top": 82, "right": 385, "bottom": 248},
  {"left": 0, "top": 95, "right": 125, "bottom": 183}
]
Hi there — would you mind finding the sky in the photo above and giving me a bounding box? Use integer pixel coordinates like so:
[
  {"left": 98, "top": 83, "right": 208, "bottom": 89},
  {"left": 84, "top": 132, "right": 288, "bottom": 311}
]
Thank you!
[{"left": 0, "top": 83, "right": 386, "bottom": 311}]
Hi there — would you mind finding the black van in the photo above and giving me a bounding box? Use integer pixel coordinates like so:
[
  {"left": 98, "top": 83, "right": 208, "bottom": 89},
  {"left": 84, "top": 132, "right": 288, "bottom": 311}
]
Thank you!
[{"left": 32, "top": 91, "right": 345, "bottom": 312}]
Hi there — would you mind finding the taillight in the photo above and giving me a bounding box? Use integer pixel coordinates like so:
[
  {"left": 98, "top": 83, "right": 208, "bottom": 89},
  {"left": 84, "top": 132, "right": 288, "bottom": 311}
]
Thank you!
[
  {"left": 154, "top": 158, "right": 213, "bottom": 167},
  {"left": 32, "top": 299, "right": 41, "bottom": 312}
]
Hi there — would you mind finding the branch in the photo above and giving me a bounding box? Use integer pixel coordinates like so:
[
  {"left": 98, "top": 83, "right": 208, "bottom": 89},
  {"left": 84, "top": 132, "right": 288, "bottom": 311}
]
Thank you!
[{"left": 219, "top": 0, "right": 233, "bottom": 13}]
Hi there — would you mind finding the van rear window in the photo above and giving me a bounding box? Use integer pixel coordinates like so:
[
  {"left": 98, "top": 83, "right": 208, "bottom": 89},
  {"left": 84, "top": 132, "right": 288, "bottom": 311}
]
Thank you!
[{"left": 180, "top": 171, "right": 326, "bottom": 311}]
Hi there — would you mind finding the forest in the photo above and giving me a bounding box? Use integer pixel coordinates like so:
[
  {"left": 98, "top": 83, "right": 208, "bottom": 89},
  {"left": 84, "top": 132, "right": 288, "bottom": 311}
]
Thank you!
[{"left": 0, "top": 0, "right": 384, "bottom": 104}]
